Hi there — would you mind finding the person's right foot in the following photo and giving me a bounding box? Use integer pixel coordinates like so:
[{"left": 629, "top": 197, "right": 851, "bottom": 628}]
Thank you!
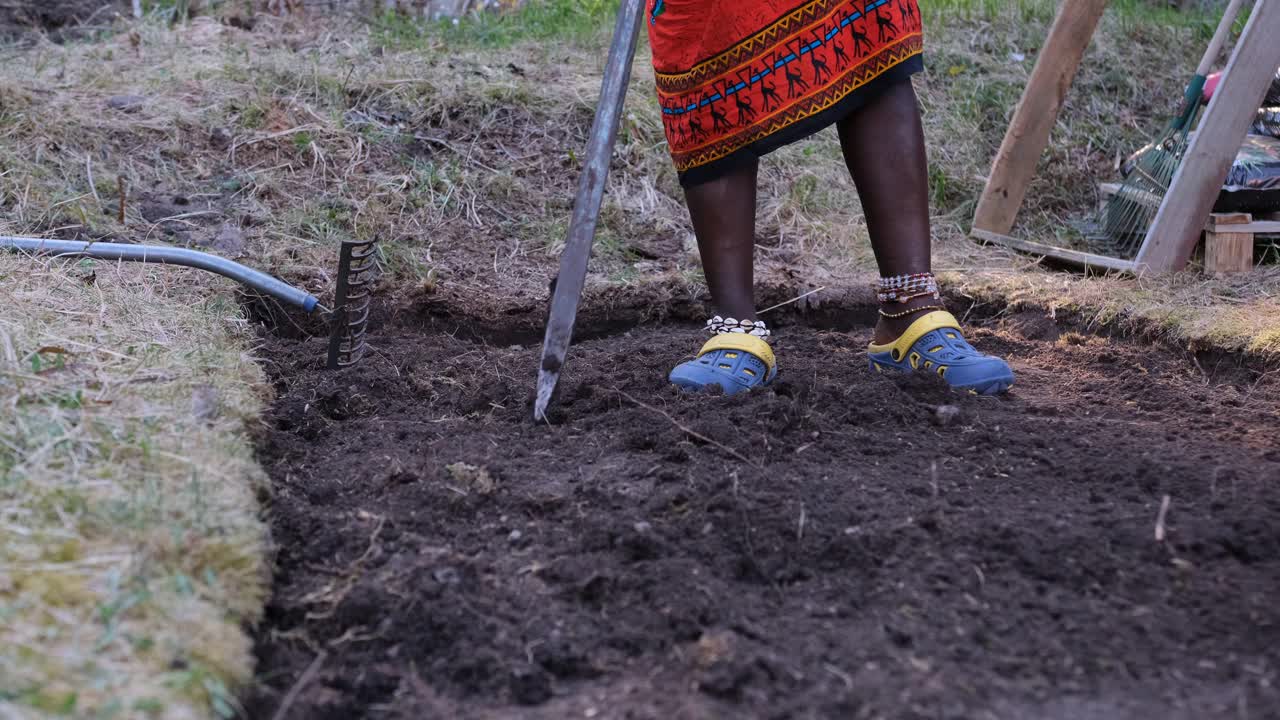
[{"left": 670, "top": 333, "right": 777, "bottom": 395}]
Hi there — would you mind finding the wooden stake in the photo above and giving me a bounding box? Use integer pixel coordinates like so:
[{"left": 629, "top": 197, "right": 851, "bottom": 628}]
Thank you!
[
  {"left": 971, "top": 227, "right": 1136, "bottom": 273},
  {"left": 1136, "top": 1, "right": 1280, "bottom": 273},
  {"left": 971, "top": 0, "right": 1108, "bottom": 236}
]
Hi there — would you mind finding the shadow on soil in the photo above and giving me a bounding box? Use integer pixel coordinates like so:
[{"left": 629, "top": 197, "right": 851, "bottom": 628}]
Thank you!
[{"left": 245, "top": 292, "right": 1280, "bottom": 720}]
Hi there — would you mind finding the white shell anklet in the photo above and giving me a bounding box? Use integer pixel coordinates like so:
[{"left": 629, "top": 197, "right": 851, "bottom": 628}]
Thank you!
[{"left": 706, "top": 316, "right": 771, "bottom": 338}]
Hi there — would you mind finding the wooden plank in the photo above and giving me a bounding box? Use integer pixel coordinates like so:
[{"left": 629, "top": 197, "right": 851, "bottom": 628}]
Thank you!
[
  {"left": 1225, "top": 221, "right": 1280, "bottom": 234},
  {"left": 972, "top": 0, "right": 1109, "bottom": 235},
  {"left": 1135, "top": 1, "right": 1280, "bottom": 273},
  {"left": 1204, "top": 213, "right": 1280, "bottom": 235},
  {"left": 1207, "top": 213, "right": 1252, "bottom": 229},
  {"left": 1202, "top": 215, "right": 1280, "bottom": 235},
  {"left": 1204, "top": 212, "right": 1253, "bottom": 275},
  {"left": 971, "top": 228, "right": 1137, "bottom": 273}
]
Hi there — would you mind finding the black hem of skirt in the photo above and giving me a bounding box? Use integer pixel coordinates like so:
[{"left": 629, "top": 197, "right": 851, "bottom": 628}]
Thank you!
[{"left": 677, "top": 55, "right": 925, "bottom": 189}]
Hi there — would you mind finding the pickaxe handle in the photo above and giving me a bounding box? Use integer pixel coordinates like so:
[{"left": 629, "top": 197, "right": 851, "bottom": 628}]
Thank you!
[{"left": 533, "top": 0, "right": 647, "bottom": 421}]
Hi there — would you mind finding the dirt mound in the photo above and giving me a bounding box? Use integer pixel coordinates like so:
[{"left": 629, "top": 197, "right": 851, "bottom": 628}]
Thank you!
[{"left": 249, "top": 308, "right": 1280, "bottom": 719}]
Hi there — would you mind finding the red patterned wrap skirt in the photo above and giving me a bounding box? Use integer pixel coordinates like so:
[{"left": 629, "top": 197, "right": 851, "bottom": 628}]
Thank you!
[{"left": 646, "top": 0, "right": 924, "bottom": 187}]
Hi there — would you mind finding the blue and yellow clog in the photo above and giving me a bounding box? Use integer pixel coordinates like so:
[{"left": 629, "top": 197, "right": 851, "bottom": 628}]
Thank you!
[
  {"left": 867, "top": 310, "right": 1013, "bottom": 395},
  {"left": 669, "top": 333, "right": 777, "bottom": 395}
]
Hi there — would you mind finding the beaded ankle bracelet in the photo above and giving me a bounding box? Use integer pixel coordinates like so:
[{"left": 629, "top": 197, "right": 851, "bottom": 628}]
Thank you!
[
  {"left": 878, "top": 304, "right": 945, "bottom": 319},
  {"left": 876, "top": 272, "right": 940, "bottom": 304}
]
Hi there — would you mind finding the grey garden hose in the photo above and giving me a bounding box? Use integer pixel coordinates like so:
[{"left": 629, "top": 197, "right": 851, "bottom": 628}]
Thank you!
[{"left": 0, "top": 236, "right": 320, "bottom": 312}]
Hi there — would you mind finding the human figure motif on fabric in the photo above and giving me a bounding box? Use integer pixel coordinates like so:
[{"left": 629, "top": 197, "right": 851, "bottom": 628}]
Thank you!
[
  {"left": 806, "top": 33, "right": 832, "bottom": 84},
  {"left": 665, "top": 102, "right": 687, "bottom": 144},
  {"left": 782, "top": 50, "right": 811, "bottom": 99},
  {"left": 688, "top": 114, "right": 705, "bottom": 141},
  {"left": 731, "top": 74, "right": 758, "bottom": 125},
  {"left": 875, "top": 5, "right": 897, "bottom": 42},
  {"left": 760, "top": 79, "right": 781, "bottom": 110},
  {"left": 706, "top": 93, "right": 731, "bottom": 131},
  {"left": 898, "top": 0, "right": 917, "bottom": 29},
  {"left": 832, "top": 37, "right": 850, "bottom": 65},
  {"left": 847, "top": 14, "right": 871, "bottom": 57}
]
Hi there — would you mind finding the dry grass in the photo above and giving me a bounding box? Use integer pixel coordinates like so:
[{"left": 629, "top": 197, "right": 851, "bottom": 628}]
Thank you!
[
  {"left": 949, "top": 262, "right": 1280, "bottom": 356},
  {"left": 3, "top": 7, "right": 1276, "bottom": 360},
  {"left": 1, "top": 3, "right": 1279, "bottom": 717},
  {"left": 0, "top": 255, "right": 269, "bottom": 718}
]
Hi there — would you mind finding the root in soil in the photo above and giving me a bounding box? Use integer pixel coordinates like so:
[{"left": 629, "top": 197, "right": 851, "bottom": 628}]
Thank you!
[{"left": 248, "top": 303, "right": 1280, "bottom": 719}]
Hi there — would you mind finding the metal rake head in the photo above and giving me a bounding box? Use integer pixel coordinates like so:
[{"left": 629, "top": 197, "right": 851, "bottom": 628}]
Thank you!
[{"left": 326, "top": 239, "right": 378, "bottom": 370}]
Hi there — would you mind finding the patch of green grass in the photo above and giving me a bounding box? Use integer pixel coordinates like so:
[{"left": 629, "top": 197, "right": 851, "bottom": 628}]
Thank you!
[
  {"left": 786, "top": 173, "right": 826, "bottom": 215},
  {"left": 379, "top": 242, "right": 437, "bottom": 284},
  {"left": 923, "top": 0, "right": 1221, "bottom": 27},
  {"left": 922, "top": 0, "right": 1056, "bottom": 23},
  {"left": 227, "top": 99, "right": 266, "bottom": 130},
  {"left": 928, "top": 163, "right": 960, "bottom": 211},
  {"left": 140, "top": 0, "right": 197, "bottom": 22},
  {"left": 371, "top": 0, "right": 618, "bottom": 50}
]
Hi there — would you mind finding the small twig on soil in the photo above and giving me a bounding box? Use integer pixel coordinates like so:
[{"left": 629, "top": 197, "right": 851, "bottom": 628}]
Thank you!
[
  {"left": 1154, "top": 494, "right": 1171, "bottom": 542},
  {"left": 758, "top": 287, "right": 826, "bottom": 316},
  {"left": 271, "top": 649, "right": 328, "bottom": 720},
  {"left": 1249, "top": 368, "right": 1279, "bottom": 395},
  {"left": 412, "top": 134, "right": 502, "bottom": 174},
  {"left": 614, "top": 390, "right": 758, "bottom": 467},
  {"left": 327, "top": 625, "right": 379, "bottom": 648},
  {"left": 143, "top": 211, "right": 223, "bottom": 243},
  {"left": 796, "top": 502, "right": 806, "bottom": 542},
  {"left": 824, "top": 663, "right": 854, "bottom": 690},
  {"left": 1190, "top": 353, "right": 1209, "bottom": 385},
  {"left": 229, "top": 124, "right": 321, "bottom": 163},
  {"left": 116, "top": 175, "right": 127, "bottom": 225},
  {"left": 728, "top": 469, "right": 784, "bottom": 602},
  {"left": 85, "top": 155, "right": 101, "bottom": 208},
  {"left": 0, "top": 328, "right": 17, "bottom": 368}
]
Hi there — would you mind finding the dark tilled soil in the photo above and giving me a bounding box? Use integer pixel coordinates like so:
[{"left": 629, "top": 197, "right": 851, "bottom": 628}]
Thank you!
[{"left": 249, "top": 308, "right": 1280, "bottom": 720}]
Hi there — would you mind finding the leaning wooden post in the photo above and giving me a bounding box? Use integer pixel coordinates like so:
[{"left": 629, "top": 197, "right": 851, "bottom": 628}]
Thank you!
[
  {"left": 1135, "top": 0, "right": 1280, "bottom": 274},
  {"left": 971, "top": 0, "right": 1108, "bottom": 236}
]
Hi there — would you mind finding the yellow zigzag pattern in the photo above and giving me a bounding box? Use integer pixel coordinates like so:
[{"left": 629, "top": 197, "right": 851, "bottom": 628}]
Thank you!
[
  {"left": 672, "top": 35, "right": 922, "bottom": 172},
  {"left": 655, "top": 0, "right": 841, "bottom": 93}
]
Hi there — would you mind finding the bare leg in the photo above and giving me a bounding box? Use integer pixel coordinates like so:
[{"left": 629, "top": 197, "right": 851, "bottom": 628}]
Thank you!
[
  {"left": 836, "top": 80, "right": 935, "bottom": 344},
  {"left": 684, "top": 159, "right": 760, "bottom": 321}
]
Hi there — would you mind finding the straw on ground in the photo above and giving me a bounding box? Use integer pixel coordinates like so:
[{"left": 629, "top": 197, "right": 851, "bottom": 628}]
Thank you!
[{"left": 0, "top": 255, "right": 270, "bottom": 719}]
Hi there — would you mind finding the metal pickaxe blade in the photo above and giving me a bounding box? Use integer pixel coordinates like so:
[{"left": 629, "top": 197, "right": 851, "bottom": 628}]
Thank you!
[{"left": 533, "top": 0, "right": 647, "bottom": 422}]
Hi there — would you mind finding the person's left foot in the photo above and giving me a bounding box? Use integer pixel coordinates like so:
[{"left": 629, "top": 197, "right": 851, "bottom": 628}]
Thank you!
[{"left": 867, "top": 310, "right": 1014, "bottom": 395}]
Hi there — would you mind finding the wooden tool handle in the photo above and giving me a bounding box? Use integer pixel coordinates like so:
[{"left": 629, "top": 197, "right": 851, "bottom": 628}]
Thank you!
[
  {"left": 1197, "top": 0, "right": 1247, "bottom": 77},
  {"left": 534, "top": 0, "right": 647, "bottom": 420}
]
